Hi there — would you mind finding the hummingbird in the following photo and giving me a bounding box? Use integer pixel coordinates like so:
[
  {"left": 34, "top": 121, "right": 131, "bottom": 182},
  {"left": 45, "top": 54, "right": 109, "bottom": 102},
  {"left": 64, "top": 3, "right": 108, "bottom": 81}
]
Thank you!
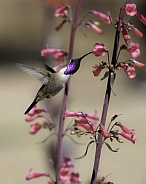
[
  {"left": 16, "top": 63, "right": 70, "bottom": 114},
  {"left": 16, "top": 51, "right": 91, "bottom": 114}
]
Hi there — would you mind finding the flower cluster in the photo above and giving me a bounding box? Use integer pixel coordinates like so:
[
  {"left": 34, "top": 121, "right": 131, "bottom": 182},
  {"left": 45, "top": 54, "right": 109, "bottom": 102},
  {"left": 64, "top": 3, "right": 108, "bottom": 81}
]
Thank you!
[
  {"left": 41, "top": 45, "right": 67, "bottom": 62},
  {"left": 59, "top": 157, "right": 81, "bottom": 184},
  {"left": 91, "top": 42, "right": 145, "bottom": 79},
  {"left": 101, "top": 121, "right": 137, "bottom": 144},
  {"left": 64, "top": 110, "right": 99, "bottom": 137},
  {"left": 25, "top": 106, "right": 54, "bottom": 134}
]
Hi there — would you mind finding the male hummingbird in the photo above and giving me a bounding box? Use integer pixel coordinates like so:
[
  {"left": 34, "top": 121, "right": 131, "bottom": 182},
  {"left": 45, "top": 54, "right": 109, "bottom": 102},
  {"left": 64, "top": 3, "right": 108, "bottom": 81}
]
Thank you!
[
  {"left": 16, "top": 64, "right": 70, "bottom": 114},
  {"left": 16, "top": 52, "right": 91, "bottom": 114}
]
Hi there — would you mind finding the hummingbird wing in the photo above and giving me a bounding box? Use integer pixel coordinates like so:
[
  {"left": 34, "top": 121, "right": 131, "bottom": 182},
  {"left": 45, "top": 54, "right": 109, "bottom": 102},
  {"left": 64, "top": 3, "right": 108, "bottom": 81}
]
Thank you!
[{"left": 16, "top": 63, "right": 54, "bottom": 85}]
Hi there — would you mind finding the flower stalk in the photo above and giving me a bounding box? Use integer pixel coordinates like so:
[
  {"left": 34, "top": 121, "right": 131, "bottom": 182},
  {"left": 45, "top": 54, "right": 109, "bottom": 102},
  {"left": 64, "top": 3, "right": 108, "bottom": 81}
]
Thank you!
[
  {"left": 56, "top": 0, "right": 83, "bottom": 183},
  {"left": 90, "top": 1, "right": 131, "bottom": 183}
]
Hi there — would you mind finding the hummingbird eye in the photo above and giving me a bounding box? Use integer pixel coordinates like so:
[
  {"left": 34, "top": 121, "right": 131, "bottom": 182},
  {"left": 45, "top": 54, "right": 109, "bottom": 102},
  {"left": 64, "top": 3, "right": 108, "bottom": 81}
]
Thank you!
[{"left": 70, "top": 59, "right": 74, "bottom": 63}]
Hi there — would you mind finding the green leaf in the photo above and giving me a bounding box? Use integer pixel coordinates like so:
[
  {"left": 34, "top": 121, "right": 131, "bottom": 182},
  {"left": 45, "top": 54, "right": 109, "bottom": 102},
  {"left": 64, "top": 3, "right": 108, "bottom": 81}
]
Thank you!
[{"left": 101, "top": 71, "right": 109, "bottom": 80}]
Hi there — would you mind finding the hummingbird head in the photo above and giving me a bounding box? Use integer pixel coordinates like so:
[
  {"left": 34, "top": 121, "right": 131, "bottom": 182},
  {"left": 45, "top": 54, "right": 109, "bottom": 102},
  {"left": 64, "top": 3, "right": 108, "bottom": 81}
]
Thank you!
[
  {"left": 64, "top": 58, "right": 81, "bottom": 75},
  {"left": 64, "top": 51, "right": 92, "bottom": 75}
]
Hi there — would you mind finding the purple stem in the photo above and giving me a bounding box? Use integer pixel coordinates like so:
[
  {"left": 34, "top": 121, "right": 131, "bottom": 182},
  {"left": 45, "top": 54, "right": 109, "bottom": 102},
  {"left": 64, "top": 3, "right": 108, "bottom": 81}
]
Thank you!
[
  {"left": 56, "top": 1, "right": 83, "bottom": 183},
  {"left": 90, "top": 1, "right": 131, "bottom": 183}
]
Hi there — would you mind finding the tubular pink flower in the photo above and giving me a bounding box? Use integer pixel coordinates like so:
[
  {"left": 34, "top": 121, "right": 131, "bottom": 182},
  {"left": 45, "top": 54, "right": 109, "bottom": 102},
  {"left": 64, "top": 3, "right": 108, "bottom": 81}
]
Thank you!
[
  {"left": 126, "top": 42, "right": 140, "bottom": 58},
  {"left": 86, "top": 21, "right": 103, "bottom": 34},
  {"left": 125, "top": 3, "right": 137, "bottom": 16},
  {"left": 133, "top": 60, "right": 145, "bottom": 68},
  {"left": 27, "top": 106, "right": 47, "bottom": 116},
  {"left": 75, "top": 117, "right": 88, "bottom": 124},
  {"left": 117, "top": 131, "right": 137, "bottom": 144},
  {"left": 25, "top": 115, "right": 43, "bottom": 122},
  {"left": 85, "top": 112, "right": 99, "bottom": 121},
  {"left": 77, "top": 123, "right": 97, "bottom": 132},
  {"left": 65, "top": 111, "right": 99, "bottom": 121},
  {"left": 100, "top": 124, "right": 110, "bottom": 138},
  {"left": 120, "top": 63, "right": 136, "bottom": 78},
  {"left": 92, "top": 43, "right": 108, "bottom": 57},
  {"left": 29, "top": 122, "right": 42, "bottom": 134},
  {"left": 116, "top": 122, "right": 135, "bottom": 135},
  {"left": 90, "top": 10, "right": 111, "bottom": 24},
  {"left": 136, "top": 13, "right": 146, "bottom": 25},
  {"left": 26, "top": 168, "right": 49, "bottom": 180},
  {"left": 41, "top": 48, "right": 62, "bottom": 56},
  {"left": 70, "top": 173, "right": 81, "bottom": 183},
  {"left": 133, "top": 27, "right": 143, "bottom": 38}
]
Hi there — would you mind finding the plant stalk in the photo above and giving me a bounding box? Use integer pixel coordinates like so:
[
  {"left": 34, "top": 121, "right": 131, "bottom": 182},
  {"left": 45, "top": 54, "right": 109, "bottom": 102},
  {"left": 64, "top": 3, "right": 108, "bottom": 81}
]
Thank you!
[
  {"left": 90, "top": 1, "right": 131, "bottom": 183},
  {"left": 56, "top": 1, "right": 83, "bottom": 183}
]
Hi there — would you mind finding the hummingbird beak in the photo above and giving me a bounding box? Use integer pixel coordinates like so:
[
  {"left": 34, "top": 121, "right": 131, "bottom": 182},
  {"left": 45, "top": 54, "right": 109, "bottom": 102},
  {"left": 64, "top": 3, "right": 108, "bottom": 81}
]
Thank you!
[{"left": 64, "top": 51, "right": 92, "bottom": 75}]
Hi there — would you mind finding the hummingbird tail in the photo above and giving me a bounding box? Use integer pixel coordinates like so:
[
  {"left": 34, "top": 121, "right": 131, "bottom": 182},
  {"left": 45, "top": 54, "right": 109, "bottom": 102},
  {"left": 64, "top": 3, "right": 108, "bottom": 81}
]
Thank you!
[{"left": 24, "top": 100, "right": 38, "bottom": 115}]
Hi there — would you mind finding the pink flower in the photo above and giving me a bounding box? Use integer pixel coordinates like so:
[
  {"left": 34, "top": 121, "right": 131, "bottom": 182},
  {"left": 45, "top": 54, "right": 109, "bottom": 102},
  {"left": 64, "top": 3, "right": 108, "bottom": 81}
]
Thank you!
[
  {"left": 62, "top": 157, "right": 74, "bottom": 168},
  {"left": 60, "top": 167, "right": 71, "bottom": 184},
  {"left": 27, "top": 106, "right": 47, "bottom": 116},
  {"left": 59, "top": 158, "right": 74, "bottom": 184},
  {"left": 41, "top": 48, "right": 62, "bottom": 56},
  {"left": 65, "top": 110, "right": 99, "bottom": 121},
  {"left": 29, "top": 122, "right": 42, "bottom": 134},
  {"left": 92, "top": 43, "right": 108, "bottom": 57},
  {"left": 126, "top": 42, "right": 140, "bottom": 58},
  {"left": 125, "top": 3, "right": 137, "bottom": 16},
  {"left": 25, "top": 115, "right": 43, "bottom": 122},
  {"left": 70, "top": 173, "right": 81, "bottom": 183},
  {"left": 120, "top": 63, "right": 136, "bottom": 78},
  {"left": 90, "top": 10, "right": 111, "bottom": 24},
  {"left": 100, "top": 124, "right": 110, "bottom": 138},
  {"left": 117, "top": 131, "right": 137, "bottom": 144},
  {"left": 26, "top": 168, "right": 49, "bottom": 180},
  {"left": 41, "top": 45, "right": 67, "bottom": 62},
  {"left": 132, "top": 60, "right": 145, "bottom": 68},
  {"left": 136, "top": 13, "right": 146, "bottom": 25},
  {"left": 54, "top": 5, "right": 70, "bottom": 17},
  {"left": 116, "top": 122, "right": 135, "bottom": 135},
  {"left": 75, "top": 117, "right": 97, "bottom": 132},
  {"left": 85, "top": 21, "right": 103, "bottom": 34},
  {"left": 133, "top": 27, "right": 143, "bottom": 38}
]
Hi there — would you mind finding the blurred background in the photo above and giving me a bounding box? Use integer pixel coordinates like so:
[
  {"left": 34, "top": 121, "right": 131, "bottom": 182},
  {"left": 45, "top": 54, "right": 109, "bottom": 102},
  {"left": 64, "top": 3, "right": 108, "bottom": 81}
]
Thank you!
[{"left": 0, "top": 0, "right": 146, "bottom": 183}]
